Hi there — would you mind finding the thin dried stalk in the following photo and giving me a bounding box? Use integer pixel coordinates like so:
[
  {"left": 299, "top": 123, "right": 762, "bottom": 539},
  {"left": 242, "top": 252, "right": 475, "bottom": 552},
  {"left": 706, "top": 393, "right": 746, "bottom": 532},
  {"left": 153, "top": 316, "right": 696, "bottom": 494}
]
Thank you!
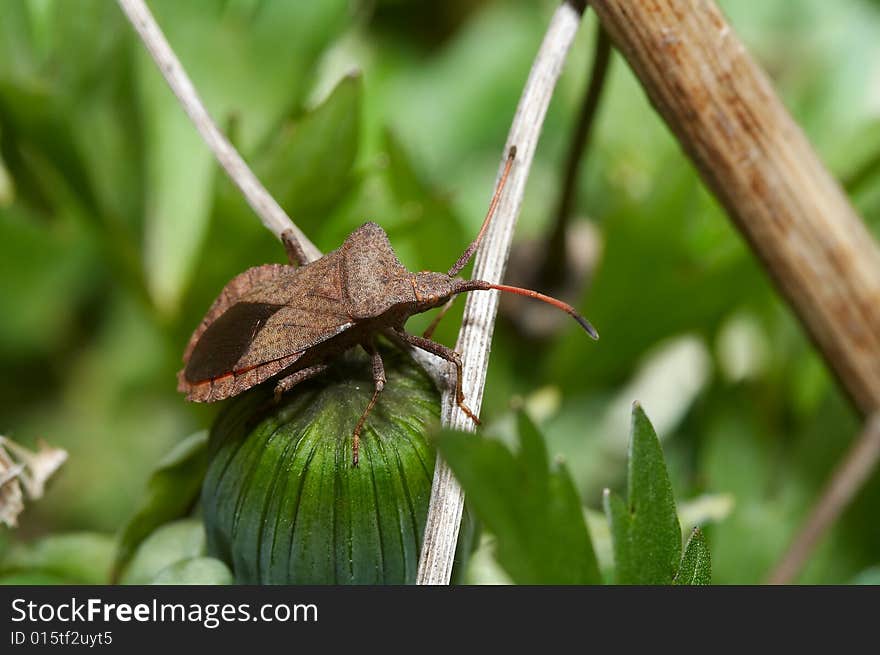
[
  {"left": 767, "top": 414, "right": 880, "bottom": 584},
  {"left": 116, "top": 0, "right": 320, "bottom": 263},
  {"left": 416, "top": 0, "right": 588, "bottom": 585},
  {"left": 541, "top": 22, "right": 611, "bottom": 288}
]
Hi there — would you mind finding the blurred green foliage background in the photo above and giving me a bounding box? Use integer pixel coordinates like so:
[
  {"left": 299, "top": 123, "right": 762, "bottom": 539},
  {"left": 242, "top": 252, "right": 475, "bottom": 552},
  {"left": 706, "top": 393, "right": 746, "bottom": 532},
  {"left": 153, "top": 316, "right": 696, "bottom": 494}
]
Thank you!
[{"left": 1, "top": 0, "right": 880, "bottom": 584}]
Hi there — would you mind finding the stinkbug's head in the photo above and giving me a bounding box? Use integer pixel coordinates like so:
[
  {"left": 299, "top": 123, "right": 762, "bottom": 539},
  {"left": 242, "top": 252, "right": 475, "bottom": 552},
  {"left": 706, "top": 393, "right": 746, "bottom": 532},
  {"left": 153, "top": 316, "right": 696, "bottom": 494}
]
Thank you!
[{"left": 411, "top": 271, "right": 459, "bottom": 310}]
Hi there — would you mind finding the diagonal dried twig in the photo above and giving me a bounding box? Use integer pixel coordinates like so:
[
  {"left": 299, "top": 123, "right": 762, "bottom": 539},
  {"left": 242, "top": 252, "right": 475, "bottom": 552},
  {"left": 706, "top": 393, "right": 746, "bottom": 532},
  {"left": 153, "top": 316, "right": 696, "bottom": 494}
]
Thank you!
[
  {"left": 540, "top": 21, "right": 612, "bottom": 289},
  {"left": 116, "top": 0, "right": 321, "bottom": 263},
  {"left": 767, "top": 414, "right": 880, "bottom": 584},
  {"left": 416, "top": 0, "right": 589, "bottom": 585}
]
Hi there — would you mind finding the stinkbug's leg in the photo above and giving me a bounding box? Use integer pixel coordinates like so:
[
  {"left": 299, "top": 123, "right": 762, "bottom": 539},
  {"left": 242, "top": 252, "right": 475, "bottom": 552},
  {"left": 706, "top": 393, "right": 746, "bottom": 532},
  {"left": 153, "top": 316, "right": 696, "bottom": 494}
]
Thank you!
[
  {"left": 393, "top": 329, "right": 480, "bottom": 426},
  {"left": 273, "top": 363, "right": 330, "bottom": 402},
  {"left": 281, "top": 229, "right": 307, "bottom": 267},
  {"left": 351, "top": 341, "right": 386, "bottom": 467}
]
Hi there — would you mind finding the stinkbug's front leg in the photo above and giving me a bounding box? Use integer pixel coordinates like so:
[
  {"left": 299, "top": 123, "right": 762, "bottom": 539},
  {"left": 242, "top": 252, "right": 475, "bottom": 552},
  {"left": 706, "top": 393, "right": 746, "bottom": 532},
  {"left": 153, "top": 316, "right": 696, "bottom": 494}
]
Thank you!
[
  {"left": 351, "top": 339, "right": 387, "bottom": 467},
  {"left": 392, "top": 329, "right": 480, "bottom": 426}
]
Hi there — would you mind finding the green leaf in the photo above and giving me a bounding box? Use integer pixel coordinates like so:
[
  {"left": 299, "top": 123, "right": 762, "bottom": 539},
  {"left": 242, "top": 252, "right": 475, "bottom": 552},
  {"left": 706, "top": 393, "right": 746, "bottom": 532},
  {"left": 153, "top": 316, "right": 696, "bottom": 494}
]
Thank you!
[
  {"left": 0, "top": 80, "right": 100, "bottom": 215},
  {"left": 588, "top": 493, "right": 731, "bottom": 578},
  {"left": 148, "top": 0, "right": 352, "bottom": 153},
  {"left": 674, "top": 528, "right": 712, "bottom": 585},
  {"left": 257, "top": 73, "right": 362, "bottom": 228},
  {"left": 139, "top": 51, "right": 216, "bottom": 317},
  {"left": 382, "top": 129, "right": 466, "bottom": 275},
  {"left": 547, "top": 167, "right": 760, "bottom": 391},
  {"left": 120, "top": 519, "right": 206, "bottom": 585},
  {"left": 136, "top": 0, "right": 351, "bottom": 315},
  {"left": 602, "top": 488, "right": 630, "bottom": 577},
  {"left": 0, "top": 205, "right": 95, "bottom": 357},
  {"left": 0, "top": 1, "right": 36, "bottom": 78},
  {"left": 437, "top": 412, "right": 601, "bottom": 584},
  {"left": 604, "top": 403, "right": 682, "bottom": 584},
  {"left": 151, "top": 557, "right": 234, "bottom": 585},
  {"left": 0, "top": 532, "right": 115, "bottom": 584},
  {"left": 113, "top": 431, "right": 209, "bottom": 582}
]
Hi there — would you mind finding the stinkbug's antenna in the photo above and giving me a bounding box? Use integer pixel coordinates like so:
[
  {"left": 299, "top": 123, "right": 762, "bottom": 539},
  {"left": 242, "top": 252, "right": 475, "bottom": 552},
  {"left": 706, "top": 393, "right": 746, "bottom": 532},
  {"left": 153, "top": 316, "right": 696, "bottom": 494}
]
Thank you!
[
  {"left": 445, "top": 145, "right": 597, "bottom": 341},
  {"left": 455, "top": 280, "right": 599, "bottom": 340},
  {"left": 447, "top": 146, "right": 517, "bottom": 277}
]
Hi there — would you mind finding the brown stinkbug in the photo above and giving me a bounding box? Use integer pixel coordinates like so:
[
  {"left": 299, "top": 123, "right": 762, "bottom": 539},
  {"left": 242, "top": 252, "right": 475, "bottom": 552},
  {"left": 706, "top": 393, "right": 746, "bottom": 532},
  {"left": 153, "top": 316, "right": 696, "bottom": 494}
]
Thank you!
[{"left": 178, "top": 146, "right": 597, "bottom": 465}]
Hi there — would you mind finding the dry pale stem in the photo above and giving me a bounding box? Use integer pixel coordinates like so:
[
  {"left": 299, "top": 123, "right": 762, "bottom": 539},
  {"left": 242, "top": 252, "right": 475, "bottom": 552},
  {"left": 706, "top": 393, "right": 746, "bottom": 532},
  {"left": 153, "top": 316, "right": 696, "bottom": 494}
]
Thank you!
[
  {"left": 767, "top": 414, "right": 880, "bottom": 584},
  {"left": 416, "top": 1, "right": 587, "bottom": 585},
  {"left": 542, "top": 23, "right": 612, "bottom": 288}
]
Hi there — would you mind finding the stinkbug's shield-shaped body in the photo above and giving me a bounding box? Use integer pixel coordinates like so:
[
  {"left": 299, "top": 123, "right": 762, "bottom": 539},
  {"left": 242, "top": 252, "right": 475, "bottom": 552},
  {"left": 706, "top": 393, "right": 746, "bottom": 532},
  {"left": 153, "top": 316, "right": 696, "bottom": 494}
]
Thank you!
[
  {"left": 179, "top": 148, "right": 597, "bottom": 465},
  {"left": 179, "top": 222, "right": 451, "bottom": 402}
]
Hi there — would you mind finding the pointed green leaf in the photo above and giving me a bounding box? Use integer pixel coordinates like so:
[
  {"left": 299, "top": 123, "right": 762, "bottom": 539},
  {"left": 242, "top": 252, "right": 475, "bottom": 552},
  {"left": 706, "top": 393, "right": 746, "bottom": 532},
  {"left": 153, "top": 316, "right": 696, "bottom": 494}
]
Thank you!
[
  {"left": 139, "top": 49, "right": 215, "bottom": 317},
  {"left": 590, "top": 493, "right": 730, "bottom": 579},
  {"left": 257, "top": 73, "right": 362, "bottom": 227},
  {"left": 674, "top": 528, "right": 712, "bottom": 585},
  {"left": 113, "top": 431, "right": 208, "bottom": 582},
  {"left": 382, "top": 129, "right": 466, "bottom": 275},
  {"left": 602, "top": 488, "right": 632, "bottom": 579},
  {"left": 604, "top": 403, "right": 682, "bottom": 584},
  {"left": 437, "top": 412, "right": 600, "bottom": 584},
  {"left": 144, "top": 0, "right": 352, "bottom": 153},
  {"left": 517, "top": 411, "right": 550, "bottom": 479}
]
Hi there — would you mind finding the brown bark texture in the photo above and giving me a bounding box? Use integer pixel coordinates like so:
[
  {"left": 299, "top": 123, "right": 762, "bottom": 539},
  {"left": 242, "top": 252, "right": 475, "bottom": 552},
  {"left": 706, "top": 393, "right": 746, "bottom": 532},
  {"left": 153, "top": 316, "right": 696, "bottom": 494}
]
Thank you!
[{"left": 591, "top": 0, "right": 880, "bottom": 414}]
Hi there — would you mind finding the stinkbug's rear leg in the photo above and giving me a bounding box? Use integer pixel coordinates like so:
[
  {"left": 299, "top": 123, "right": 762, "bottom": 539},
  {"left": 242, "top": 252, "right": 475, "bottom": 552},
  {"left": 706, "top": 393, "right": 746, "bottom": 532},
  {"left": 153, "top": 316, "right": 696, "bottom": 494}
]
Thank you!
[
  {"left": 273, "top": 363, "right": 330, "bottom": 402},
  {"left": 281, "top": 229, "right": 307, "bottom": 267},
  {"left": 393, "top": 329, "right": 480, "bottom": 426},
  {"left": 351, "top": 340, "right": 386, "bottom": 467}
]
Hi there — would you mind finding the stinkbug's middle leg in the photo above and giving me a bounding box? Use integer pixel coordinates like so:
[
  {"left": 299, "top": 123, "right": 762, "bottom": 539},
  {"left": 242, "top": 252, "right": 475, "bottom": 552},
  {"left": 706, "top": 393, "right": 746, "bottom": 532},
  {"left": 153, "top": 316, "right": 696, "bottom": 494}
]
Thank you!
[
  {"left": 351, "top": 339, "right": 387, "bottom": 466},
  {"left": 392, "top": 328, "right": 480, "bottom": 425}
]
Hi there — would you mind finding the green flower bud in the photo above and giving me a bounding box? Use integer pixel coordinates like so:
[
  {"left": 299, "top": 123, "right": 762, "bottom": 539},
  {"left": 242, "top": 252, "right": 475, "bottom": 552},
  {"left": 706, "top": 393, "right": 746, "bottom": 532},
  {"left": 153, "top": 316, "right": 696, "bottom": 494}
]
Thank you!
[{"left": 202, "top": 347, "right": 474, "bottom": 584}]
